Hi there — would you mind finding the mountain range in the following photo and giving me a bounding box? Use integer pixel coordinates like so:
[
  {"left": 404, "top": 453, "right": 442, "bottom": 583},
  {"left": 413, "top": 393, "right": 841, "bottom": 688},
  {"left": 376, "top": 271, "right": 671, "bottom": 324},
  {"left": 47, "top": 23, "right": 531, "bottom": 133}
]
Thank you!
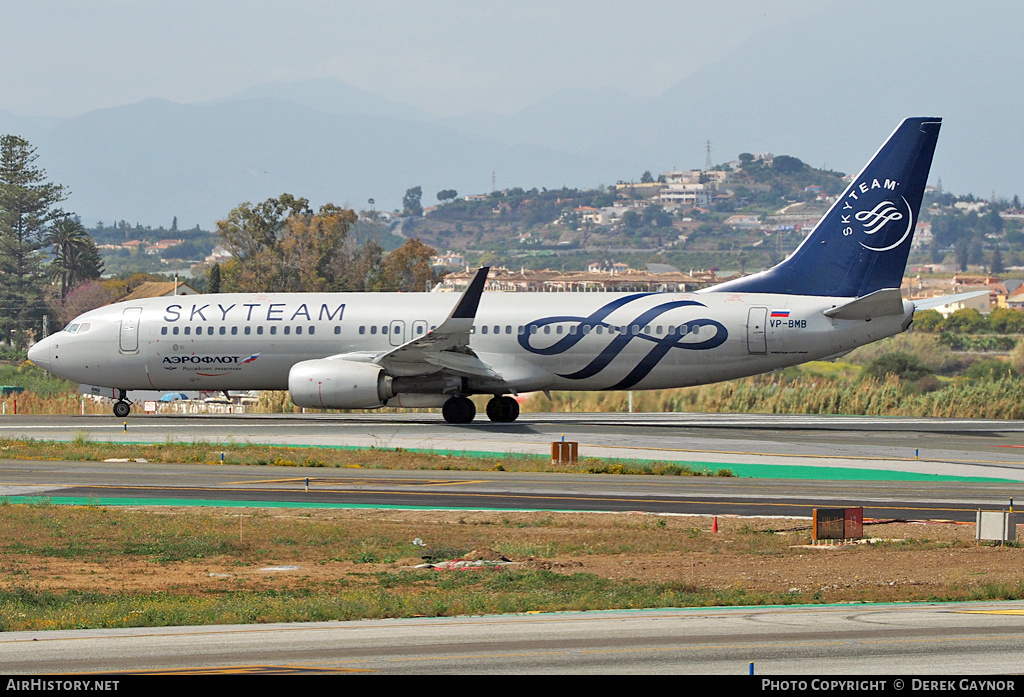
[{"left": 1, "top": 2, "right": 1020, "bottom": 229}]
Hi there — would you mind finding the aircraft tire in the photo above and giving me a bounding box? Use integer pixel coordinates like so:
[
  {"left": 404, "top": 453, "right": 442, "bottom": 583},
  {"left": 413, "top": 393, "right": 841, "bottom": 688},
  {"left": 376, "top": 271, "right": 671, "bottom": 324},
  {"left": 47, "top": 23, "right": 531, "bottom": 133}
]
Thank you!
[
  {"left": 442, "top": 396, "right": 476, "bottom": 424},
  {"left": 113, "top": 401, "right": 131, "bottom": 418},
  {"left": 486, "top": 395, "right": 520, "bottom": 423}
]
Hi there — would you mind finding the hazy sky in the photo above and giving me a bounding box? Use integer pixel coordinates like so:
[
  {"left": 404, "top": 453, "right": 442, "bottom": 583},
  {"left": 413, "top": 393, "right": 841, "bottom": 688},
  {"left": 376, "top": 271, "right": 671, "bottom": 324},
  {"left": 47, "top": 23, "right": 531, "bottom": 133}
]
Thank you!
[{"left": 3, "top": 0, "right": 825, "bottom": 117}]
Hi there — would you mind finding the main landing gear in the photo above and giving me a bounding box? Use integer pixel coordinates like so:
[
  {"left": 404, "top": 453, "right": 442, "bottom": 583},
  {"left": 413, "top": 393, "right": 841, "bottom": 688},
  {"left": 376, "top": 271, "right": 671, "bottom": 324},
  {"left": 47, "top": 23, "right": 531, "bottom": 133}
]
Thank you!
[
  {"left": 441, "top": 395, "right": 520, "bottom": 424},
  {"left": 112, "top": 389, "right": 132, "bottom": 418}
]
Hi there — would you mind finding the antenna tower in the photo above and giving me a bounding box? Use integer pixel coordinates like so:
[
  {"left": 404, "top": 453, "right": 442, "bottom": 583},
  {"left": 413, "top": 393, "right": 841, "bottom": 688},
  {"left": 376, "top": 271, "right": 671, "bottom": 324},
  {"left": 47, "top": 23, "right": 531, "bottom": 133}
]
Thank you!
[{"left": 705, "top": 140, "right": 712, "bottom": 171}]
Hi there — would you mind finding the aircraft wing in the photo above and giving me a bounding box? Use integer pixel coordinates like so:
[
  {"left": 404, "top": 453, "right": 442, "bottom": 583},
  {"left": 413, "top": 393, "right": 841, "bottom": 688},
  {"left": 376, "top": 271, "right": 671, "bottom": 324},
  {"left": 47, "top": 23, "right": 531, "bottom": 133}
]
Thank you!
[
  {"left": 912, "top": 290, "right": 990, "bottom": 312},
  {"left": 372, "top": 267, "right": 503, "bottom": 379}
]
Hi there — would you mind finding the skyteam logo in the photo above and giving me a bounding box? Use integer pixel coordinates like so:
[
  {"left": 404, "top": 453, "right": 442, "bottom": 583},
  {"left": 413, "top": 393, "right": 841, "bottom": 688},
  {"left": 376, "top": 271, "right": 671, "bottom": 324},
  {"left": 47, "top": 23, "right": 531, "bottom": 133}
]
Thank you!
[
  {"left": 840, "top": 176, "right": 913, "bottom": 252},
  {"left": 518, "top": 294, "right": 727, "bottom": 389}
]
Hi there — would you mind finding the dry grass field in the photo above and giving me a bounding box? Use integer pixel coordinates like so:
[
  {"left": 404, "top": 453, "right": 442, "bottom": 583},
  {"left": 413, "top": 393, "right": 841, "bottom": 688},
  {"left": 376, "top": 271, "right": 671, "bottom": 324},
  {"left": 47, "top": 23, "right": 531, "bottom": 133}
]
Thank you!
[{"left": 2, "top": 503, "right": 1022, "bottom": 632}]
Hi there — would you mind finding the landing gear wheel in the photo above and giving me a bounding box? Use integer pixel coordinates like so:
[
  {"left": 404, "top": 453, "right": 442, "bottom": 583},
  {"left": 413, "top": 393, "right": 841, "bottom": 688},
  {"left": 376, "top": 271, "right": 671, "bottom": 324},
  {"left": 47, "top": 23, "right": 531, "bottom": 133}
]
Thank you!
[
  {"left": 113, "top": 401, "right": 131, "bottom": 418},
  {"left": 442, "top": 396, "right": 476, "bottom": 424},
  {"left": 486, "top": 395, "right": 520, "bottom": 423}
]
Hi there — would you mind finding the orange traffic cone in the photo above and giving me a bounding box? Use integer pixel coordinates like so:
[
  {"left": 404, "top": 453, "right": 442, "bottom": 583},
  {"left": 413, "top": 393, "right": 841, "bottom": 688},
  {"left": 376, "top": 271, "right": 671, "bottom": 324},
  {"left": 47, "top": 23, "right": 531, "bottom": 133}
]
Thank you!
[{"left": 712, "top": 516, "right": 718, "bottom": 533}]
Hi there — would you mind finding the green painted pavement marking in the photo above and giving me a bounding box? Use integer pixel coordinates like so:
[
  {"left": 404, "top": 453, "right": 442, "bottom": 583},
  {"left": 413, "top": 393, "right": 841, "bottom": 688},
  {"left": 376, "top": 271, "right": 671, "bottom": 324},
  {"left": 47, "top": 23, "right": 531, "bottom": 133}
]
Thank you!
[{"left": 89, "top": 439, "right": 1017, "bottom": 483}]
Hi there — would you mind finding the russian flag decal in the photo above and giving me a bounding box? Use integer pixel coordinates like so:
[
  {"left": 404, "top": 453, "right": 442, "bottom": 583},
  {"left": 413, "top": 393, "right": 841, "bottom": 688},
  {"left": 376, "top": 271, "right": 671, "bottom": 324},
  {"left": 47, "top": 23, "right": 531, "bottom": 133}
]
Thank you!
[{"left": 770, "top": 310, "right": 790, "bottom": 318}]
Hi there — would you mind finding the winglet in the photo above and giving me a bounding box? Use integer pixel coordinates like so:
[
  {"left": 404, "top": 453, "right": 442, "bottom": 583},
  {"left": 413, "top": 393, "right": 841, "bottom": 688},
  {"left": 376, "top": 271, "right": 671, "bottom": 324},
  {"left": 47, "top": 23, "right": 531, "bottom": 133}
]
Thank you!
[{"left": 450, "top": 266, "right": 490, "bottom": 320}]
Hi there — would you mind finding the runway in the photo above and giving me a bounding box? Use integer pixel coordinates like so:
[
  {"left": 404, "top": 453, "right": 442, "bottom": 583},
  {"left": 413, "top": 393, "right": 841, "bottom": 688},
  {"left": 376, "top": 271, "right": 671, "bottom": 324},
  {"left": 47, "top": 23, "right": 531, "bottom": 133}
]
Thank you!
[
  {"left": 6, "top": 412, "right": 1024, "bottom": 481},
  {"left": 3, "top": 412, "right": 1024, "bottom": 675},
  {"left": 4, "top": 601, "right": 1024, "bottom": 674},
  {"left": 2, "top": 413, "right": 1024, "bottom": 521}
]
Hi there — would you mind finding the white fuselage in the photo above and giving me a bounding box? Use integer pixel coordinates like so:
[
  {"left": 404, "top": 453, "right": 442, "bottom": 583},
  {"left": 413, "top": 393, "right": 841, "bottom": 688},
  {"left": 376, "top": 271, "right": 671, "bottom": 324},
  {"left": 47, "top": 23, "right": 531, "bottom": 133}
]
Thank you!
[{"left": 29, "top": 290, "right": 913, "bottom": 396}]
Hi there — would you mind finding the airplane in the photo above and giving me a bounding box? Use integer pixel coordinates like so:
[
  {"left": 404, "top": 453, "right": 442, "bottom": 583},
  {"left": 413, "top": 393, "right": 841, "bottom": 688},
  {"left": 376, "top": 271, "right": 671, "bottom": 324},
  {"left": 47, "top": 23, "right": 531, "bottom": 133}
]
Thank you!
[{"left": 28, "top": 117, "right": 964, "bottom": 424}]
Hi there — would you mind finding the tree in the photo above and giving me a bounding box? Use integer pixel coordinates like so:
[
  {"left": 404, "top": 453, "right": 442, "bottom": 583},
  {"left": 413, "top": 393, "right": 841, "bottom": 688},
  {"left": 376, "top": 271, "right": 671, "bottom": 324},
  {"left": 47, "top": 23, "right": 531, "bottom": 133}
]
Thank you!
[
  {"left": 54, "top": 280, "right": 113, "bottom": 325},
  {"left": 436, "top": 189, "right": 458, "bottom": 203},
  {"left": 403, "top": 186, "right": 423, "bottom": 216},
  {"left": 207, "top": 263, "right": 221, "bottom": 294},
  {"left": 863, "top": 351, "right": 933, "bottom": 381},
  {"left": 46, "top": 216, "right": 103, "bottom": 299},
  {"left": 0, "top": 135, "right": 67, "bottom": 347},
  {"left": 912, "top": 309, "right": 944, "bottom": 332},
  {"left": 377, "top": 238, "right": 439, "bottom": 292},
  {"left": 217, "top": 194, "right": 372, "bottom": 293},
  {"left": 771, "top": 155, "right": 804, "bottom": 175},
  {"left": 991, "top": 246, "right": 1005, "bottom": 274},
  {"left": 640, "top": 170, "right": 654, "bottom": 184}
]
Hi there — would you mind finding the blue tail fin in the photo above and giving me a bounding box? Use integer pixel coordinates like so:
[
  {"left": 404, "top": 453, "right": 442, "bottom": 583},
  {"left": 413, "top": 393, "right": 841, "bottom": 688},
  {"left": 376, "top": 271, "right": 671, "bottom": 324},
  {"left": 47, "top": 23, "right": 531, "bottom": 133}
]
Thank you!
[{"left": 710, "top": 117, "right": 941, "bottom": 297}]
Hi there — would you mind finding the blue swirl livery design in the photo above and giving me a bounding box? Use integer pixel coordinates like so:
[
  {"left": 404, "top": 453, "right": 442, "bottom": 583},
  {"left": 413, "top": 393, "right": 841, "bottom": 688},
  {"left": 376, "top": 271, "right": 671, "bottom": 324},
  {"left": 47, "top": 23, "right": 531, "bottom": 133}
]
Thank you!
[{"left": 518, "top": 294, "right": 727, "bottom": 389}]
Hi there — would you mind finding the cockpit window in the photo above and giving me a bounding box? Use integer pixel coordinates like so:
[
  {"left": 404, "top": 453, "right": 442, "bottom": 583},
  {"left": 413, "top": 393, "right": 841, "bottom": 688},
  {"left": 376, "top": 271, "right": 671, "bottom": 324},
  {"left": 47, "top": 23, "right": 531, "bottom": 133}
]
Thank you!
[
  {"left": 78, "top": 323, "right": 91, "bottom": 333},
  {"left": 66, "top": 324, "right": 80, "bottom": 334}
]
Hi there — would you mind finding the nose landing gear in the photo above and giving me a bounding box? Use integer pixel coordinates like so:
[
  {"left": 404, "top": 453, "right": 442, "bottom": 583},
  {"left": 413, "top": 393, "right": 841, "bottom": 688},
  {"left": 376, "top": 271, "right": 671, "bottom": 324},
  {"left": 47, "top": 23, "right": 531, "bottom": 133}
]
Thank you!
[{"left": 112, "top": 389, "right": 132, "bottom": 418}]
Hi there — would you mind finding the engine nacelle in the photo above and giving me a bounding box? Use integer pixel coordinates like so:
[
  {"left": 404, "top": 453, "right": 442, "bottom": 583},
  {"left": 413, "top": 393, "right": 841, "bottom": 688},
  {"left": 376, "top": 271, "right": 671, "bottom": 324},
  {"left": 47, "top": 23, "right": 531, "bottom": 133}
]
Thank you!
[{"left": 288, "top": 359, "right": 395, "bottom": 409}]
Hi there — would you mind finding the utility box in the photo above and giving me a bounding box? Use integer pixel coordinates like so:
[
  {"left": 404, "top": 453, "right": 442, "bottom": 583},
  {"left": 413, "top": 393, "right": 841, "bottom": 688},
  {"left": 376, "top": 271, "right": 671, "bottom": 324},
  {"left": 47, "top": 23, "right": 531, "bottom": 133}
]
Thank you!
[
  {"left": 812, "top": 507, "right": 864, "bottom": 544},
  {"left": 976, "top": 510, "right": 1018, "bottom": 545},
  {"left": 551, "top": 441, "right": 578, "bottom": 465}
]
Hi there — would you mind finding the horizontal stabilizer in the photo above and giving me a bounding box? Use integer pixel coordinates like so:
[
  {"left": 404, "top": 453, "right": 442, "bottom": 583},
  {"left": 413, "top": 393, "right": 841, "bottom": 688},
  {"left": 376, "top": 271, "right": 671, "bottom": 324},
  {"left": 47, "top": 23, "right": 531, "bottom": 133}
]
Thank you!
[
  {"left": 823, "top": 288, "right": 906, "bottom": 320},
  {"left": 913, "top": 290, "right": 990, "bottom": 312}
]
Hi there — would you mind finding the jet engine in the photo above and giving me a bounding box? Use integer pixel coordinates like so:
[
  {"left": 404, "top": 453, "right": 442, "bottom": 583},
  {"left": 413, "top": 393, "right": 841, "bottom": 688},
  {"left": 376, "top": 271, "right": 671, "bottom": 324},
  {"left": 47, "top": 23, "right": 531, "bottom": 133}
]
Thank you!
[{"left": 288, "top": 359, "right": 395, "bottom": 409}]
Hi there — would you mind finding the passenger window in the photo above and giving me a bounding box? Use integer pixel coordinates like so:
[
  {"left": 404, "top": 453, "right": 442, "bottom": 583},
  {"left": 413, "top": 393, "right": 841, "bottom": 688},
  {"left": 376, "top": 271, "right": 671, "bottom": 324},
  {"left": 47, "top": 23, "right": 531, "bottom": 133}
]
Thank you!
[
  {"left": 244, "top": 326, "right": 251, "bottom": 335},
  {"left": 481, "top": 326, "right": 488, "bottom": 334},
  {"left": 161, "top": 327, "right": 168, "bottom": 335},
  {"left": 284, "top": 326, "right": 291, "bottom": 335},
  {"left": 270, "top": 326, "right": 277, "bottom": 335},
  {"left": 257, "top": 326, "right": 263, "bottom": 335},
  {"left": 543, "top": 326, "right": 550, "bottom": 334},
  {"left": 493, "top": 325, "right": 499, "bottom": 334},
  {"left": 173, "top": 327, "right": 179, "bottom": 335},
  {"left": 556, "top": 325, "right": 563, "bottom": 335},
  {"left": 359, "top": 326, "right": 365, "bottom": 334},
  {"left": 506, "top": 325, "right": 512, "bottom": 334},
  {"left": 184, "top": 327, "right": 191, "bottom": 335},
  {"left": 309, "top": 327, "right": 315, "bottom": 335},
  {"left": 231, "top": 326, "right": 238, "bottom": 335},
  {"left": 219, "top": 327, "right": 226, "bottom": 335},
  {"left": 295, "top": 326, "right": 302, "bottom": 335},
  {"left": 207, "top": 326, "right": 214, "bottom": 335},
  {"left": 596, "top": 326, "right": 603, "bottom": 335}
]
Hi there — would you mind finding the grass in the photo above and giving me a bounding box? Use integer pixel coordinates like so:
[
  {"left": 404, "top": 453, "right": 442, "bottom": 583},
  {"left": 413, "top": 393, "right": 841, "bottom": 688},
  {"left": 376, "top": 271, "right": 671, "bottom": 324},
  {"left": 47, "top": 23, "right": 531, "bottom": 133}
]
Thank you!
[
  {"left": 1, "top": 503, "right": 1019, "bottom": 632},
  {"left": 0, "top": 436, "right": 731, "bottom": 476}
]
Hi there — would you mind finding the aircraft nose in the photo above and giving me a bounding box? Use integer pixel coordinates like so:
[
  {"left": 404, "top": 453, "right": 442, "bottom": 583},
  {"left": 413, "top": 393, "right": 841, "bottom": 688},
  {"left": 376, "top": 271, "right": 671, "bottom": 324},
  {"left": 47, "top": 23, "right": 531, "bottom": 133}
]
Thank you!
[{"left": 27, "top": 336, "right": 53, "bottom": 370}]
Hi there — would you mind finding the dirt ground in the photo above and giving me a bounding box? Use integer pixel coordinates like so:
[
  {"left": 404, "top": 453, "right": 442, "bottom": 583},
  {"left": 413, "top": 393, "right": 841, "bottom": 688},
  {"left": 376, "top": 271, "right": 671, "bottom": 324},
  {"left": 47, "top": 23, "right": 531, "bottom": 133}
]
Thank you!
[{"left": 7, "top": 508, "right": 1023, "bottom": 605}]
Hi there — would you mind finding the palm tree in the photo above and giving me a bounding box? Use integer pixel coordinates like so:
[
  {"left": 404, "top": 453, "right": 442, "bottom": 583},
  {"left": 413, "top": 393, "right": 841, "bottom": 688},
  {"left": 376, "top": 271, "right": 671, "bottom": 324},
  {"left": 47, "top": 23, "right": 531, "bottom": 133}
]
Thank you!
[{"left": 46, "top": 217, "right": 103, "bottom": 298}]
